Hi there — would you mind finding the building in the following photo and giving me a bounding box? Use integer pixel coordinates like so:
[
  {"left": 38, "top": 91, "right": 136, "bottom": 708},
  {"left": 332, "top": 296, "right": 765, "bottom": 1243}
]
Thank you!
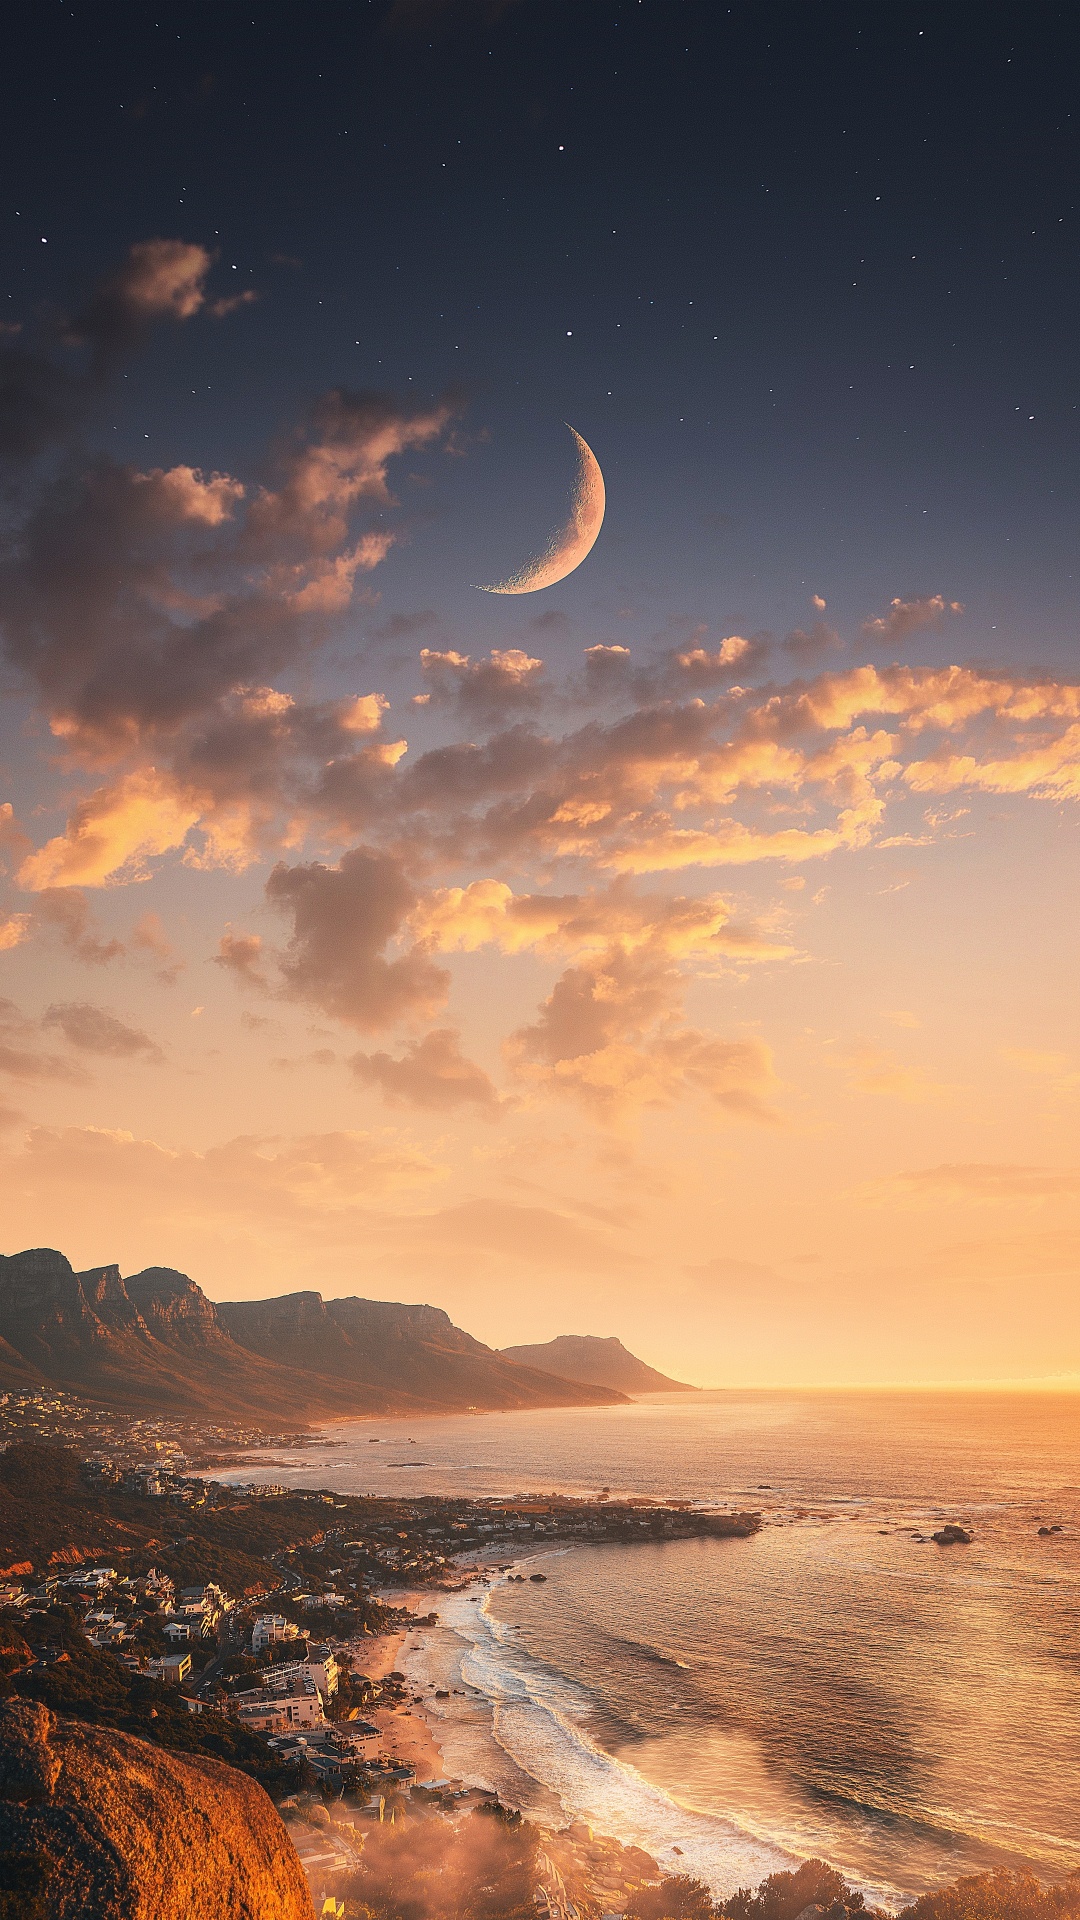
[
  {"left": 305, "top": 1643, "right": 339, "bottom": 1700},
  {"left": 234, "top": 1674, "right": 326, "bottom": 1732},
  {"left": 260, "top": 1647, "right": 339, "bottom": 1703},
  {"left": 251, "top": 1613, "right": 301, "bottom": 1653},
  {"left": 148, "top": 1652, "right": 192, "bottom": 1685}
]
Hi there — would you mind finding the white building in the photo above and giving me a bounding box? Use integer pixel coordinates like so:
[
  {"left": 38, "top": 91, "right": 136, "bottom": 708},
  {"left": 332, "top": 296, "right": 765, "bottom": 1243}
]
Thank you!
[{"left": 251, "top": 1613, "right": 301, "bottom": 1653}]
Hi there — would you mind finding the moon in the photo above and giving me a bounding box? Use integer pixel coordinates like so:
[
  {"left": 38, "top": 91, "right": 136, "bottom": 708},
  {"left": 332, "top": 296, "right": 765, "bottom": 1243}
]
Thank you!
[{"left": 478, "top": 425, "right": 605, "bottom": 594}]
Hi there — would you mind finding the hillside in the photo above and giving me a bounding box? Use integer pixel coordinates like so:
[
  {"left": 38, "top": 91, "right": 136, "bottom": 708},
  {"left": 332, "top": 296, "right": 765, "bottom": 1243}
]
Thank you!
[
  {"left": 0, "top": 1249, "right": 627, "bottom": 1423},
  {"left": 217, "top": 1290, "right": 618, "bottom": 1414},
  {"left": 500, "top": 1333, "right": 698, "bottom": 1394},
  {"left": 0, "top": 1699, "right": 312, "bottom": 1920}
]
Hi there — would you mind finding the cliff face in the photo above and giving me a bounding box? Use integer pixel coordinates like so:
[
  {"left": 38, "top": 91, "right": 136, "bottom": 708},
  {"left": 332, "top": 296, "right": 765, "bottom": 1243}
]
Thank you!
[
  {"left": 218, "top": 1290, "right": 624, "bottom": 1412},
  {"left": 0, "top": 1249, "right": 627, "bottom": 1421},
  {"left": 500, "top": 1333, "right": 698, "bottom": 1394},
  {"left": 0, "top": 1249, "right": 309, "bottom": 1421},
  {"left": 0, "top": 1699, "right": 313, "bottom": 1920}
]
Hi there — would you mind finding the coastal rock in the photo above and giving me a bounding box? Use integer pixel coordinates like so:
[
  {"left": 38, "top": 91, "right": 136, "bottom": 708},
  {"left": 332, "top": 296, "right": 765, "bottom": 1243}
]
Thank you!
[
  {"left": 932, "top": 1525, "right": 973, "bottom": 1545},
  {"left": 0, "top": 1699, "right": 313, "bottom": 1919}
]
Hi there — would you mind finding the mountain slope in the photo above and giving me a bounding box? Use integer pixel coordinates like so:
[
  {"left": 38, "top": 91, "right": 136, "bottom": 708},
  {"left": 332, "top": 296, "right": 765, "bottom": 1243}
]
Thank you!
[
  {"left": 216, "top": 1291, "right": 627, "bottom": 1412},
  {"left": 0, "top": 1249, "right": 627, "bottom": 1421},
  {"left": 500, "top": 1333, "right": 697, "bottom": 1394}
]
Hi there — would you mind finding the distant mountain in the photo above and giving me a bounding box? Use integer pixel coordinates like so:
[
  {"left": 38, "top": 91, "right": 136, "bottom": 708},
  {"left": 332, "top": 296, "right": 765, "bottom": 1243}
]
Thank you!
[
  {"left": 216, "top": 1290, "right": 628, "bottom": 1415},
  {"left": 0, "top": 1248, "right": 628, "bottom": 1423},
  {"left": 500, "top": 1333, "right": 698, "bottom": 1395}
]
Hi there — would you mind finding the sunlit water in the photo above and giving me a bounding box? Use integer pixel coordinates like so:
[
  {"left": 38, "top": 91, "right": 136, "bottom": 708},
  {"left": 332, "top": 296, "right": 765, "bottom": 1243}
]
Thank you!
[{"left": 225, "top": 1391, "right": 1080, "bottom": 1904}]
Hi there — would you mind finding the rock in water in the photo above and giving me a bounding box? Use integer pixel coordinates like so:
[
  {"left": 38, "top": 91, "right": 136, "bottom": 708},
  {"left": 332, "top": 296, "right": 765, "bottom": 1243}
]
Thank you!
[{"left": 0, "top": 1700, "right": 313, "bottom": 1919}]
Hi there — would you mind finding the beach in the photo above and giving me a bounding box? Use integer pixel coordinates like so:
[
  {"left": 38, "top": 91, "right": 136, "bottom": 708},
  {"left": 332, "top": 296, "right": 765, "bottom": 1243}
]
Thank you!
[{"left": 249, "top": 1392, "right": 1080, "bottom": 1906}]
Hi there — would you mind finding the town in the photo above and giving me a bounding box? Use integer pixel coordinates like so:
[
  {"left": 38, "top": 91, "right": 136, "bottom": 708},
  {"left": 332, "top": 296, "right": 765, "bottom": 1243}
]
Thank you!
[{"left": 0, "top": 1430, "right": 760, "bottom": 1912}]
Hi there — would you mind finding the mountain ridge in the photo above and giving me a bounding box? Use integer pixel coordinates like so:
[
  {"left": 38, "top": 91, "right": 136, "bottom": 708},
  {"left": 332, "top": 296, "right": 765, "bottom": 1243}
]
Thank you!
[
  {"left": 0, "top": 1248, "right": 628, "bottom": 1423},
  {"left": 500, "top": 1332, "right": 698, "bottom": 1395}
]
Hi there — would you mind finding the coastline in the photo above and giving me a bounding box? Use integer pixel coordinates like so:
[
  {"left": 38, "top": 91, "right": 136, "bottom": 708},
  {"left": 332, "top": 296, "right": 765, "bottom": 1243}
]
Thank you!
[{"left": 375, "top": 1557, "right": 832, "bottom": 1908}]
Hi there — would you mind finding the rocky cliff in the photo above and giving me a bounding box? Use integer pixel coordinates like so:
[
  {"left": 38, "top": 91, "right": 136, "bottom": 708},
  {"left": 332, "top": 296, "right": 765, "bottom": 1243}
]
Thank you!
[
  {"left": 0, "top": 1248, "right": 627, "bottom": 1422},
  {"left": 0, "top": 1698, "right": 313, "bottom": 1920}
]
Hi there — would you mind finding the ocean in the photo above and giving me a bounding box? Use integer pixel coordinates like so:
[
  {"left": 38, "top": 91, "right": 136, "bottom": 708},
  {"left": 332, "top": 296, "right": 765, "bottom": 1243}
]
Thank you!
[{"left": 226, "top": 1390, "right": 1080, "bottom": 1906}]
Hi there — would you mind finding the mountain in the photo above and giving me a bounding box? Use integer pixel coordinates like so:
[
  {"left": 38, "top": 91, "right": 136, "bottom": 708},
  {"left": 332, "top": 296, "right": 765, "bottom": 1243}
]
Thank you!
[
  {"left": 500, "top": 1333, "right": 698, "bottom": 1395},
  {"left": 0, "top": 1698, "right": 313, "bottom": 1920},
  {"left": 0, "top": 1248, "right": 627, "bottom": 1422},
  {"left": 216, "top": 1290, "right": 618, "bottom": 1414}
]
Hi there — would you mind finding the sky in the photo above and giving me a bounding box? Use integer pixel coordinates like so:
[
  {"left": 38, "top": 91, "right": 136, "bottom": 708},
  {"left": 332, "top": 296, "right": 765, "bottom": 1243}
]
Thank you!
[{"left": 0, "top": 0, "right": 1079, "bottom": 1386}]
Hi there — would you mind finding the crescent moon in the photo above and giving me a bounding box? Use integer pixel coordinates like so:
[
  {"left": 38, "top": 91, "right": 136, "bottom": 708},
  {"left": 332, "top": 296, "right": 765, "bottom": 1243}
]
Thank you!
[{"left": 478, "top": 425, "right": 605, "bottom": 594}]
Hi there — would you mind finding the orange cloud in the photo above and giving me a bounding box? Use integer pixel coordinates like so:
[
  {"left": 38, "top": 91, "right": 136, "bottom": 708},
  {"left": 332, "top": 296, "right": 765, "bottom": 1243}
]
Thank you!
[
  {"left": 17, "top": 770, "right": 202, "bottom": 890},
  {"left": 411, "top": 878, "right": 793, "bottom": 964},
  {"left": 134, "top": 464, "right": 244, "bottom": 525},
  {"left": 507, "top": 941, "right": 778, "bottom": 1123},
  {"left": 351, "top": 1028, "right": 501, "bottom": 1112}
]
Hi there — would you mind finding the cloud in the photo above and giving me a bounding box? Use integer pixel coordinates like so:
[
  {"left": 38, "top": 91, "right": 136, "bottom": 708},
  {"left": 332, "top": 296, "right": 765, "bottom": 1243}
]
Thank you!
[
  {"left": 0, "top": 914, "right": 30, "bottom": 951},
  {"left": 28, "top": 889, "right": 125, "bottom": 965},
  {"left": 886, "top": 1163, "right": 1080, "bottom": 1201},
  {"left": 0, "top": 1122, "right": 440, "bottom": 1245},
  {"left": 213, "top": 930, "right": 269, "bottom": 987},
  {"left": 508, "top": 943, "right": 777, "bottom": 1122},
  {"left": 130, "top": 910, "right": 183, "bottom": 982},
  {"left": 410, "top": 878, "right": 793, "bottom": 965},
  {"left": 1, "top": 378, "right": 450, "bottom": 885},
  {"left": 831, "top": 1040, "right": 945, "bottom": 1101},
  {"left": 351, "top": 1027, "right": 501, "bottom": 1111},
  {"left": 18, "top": 771, "right": 202, "bottom": 889},
  {"left": 668, "top": 633, "right": 769, "bottom": 687},
  {"left": 418, "top": 646, "right": 547, "bottom": 719},
  {"left": 265, "top": 845, "right": 449, "bottom": 1031},
  {"left": 862, "top": 595, "right": 964, "bottom": 644},
  {"left": 133, "top": 463, "right": 245, "bottom": 525},
  {"left": 0, "top": 240, "right": 220, "bottom": 460},
  {"left": 398, "top": 1195, "right": 636, "bottom": 1271},
  {"left": 783, "top": 621, "right": 842, "bottom": 662},
  {"left": 76, "top": 240, "right": 215, "bottom": 341},
  {"left": 0, "top": 1000, "right": 87, "bottom": 1083},
  {"left": 41, "top": 1001, "right": 163, "bottom": 1061}
]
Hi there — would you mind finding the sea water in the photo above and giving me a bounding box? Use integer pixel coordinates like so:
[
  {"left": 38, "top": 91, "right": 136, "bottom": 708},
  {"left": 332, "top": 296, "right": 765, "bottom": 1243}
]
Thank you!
[{"left": 227, "top": 1390, "right": 1080, "bottom": 1904}]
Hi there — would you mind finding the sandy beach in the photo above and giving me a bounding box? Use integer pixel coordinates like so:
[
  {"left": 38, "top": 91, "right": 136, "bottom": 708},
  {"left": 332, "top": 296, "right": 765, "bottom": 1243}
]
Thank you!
[{"left": 345, "top": 1611, "right": 451, "bottom": 1785}]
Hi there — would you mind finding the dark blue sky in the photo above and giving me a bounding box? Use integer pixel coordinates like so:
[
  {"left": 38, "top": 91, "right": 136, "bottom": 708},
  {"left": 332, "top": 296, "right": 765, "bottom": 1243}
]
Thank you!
[{"left": 4, "top": 0, "right": 1080, "bottom": 673}]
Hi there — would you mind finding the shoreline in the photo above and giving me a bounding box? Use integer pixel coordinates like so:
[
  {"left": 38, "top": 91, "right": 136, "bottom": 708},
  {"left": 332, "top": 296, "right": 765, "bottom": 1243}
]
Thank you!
[{"left": 369, "top": 1559, "right": 844, "bottom": 1909}]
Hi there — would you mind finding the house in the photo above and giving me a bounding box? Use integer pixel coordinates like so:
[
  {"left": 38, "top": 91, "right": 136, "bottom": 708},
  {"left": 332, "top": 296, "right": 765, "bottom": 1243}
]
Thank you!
[
  {"left": 251, "top": 1613, "right": 301, "bottom": 1653},
  {"left": 305, "top": 1643, "right": 339, "bottom": 1700},
  {"left": 148, "top": 1652, "right": 192, "bottom": 1685},
  {"left": 234, "top": 1674, "right": 325, "bottom": 1732},
  {"left": 325, "top": 1721, "right": 379, "bottom": 1762}
]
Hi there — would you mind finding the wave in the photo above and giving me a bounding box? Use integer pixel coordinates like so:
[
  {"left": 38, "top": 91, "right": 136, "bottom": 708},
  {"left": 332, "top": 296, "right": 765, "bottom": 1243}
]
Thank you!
[{"left": 422, "top": 1569, "right": 821, "bottom": 1902}]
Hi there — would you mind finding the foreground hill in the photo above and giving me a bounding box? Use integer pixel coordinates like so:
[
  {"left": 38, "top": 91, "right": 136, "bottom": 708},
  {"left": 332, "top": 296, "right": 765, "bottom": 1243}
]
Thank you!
[
  {"left": 0, "top": 1699, "right": 312, "bottom": 1920},
  {"left": 0, "top": 1249, "right": 627, "bottom": 1423},
  {"left": 500, "top": 1333, "right": 698, "bottom": 1394}
]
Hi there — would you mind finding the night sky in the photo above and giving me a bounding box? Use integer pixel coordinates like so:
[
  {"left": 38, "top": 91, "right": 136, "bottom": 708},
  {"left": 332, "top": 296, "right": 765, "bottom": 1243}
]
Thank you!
[{"left": 1, "top": 1, "right": 1078, "bottom": 1384}]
